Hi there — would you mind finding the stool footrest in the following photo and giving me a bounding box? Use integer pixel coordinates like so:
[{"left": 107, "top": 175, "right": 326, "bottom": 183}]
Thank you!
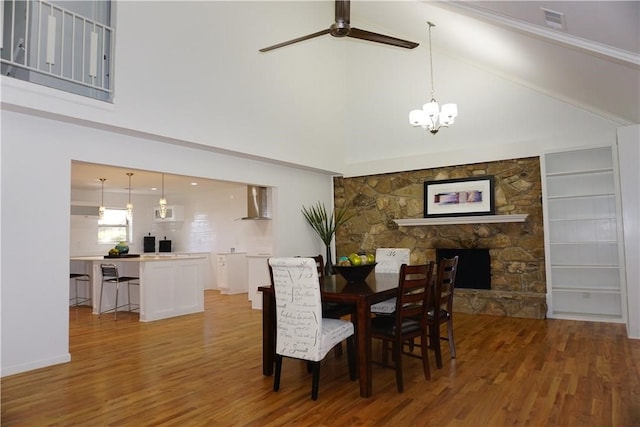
[
  {"left": 70, "top": 273, "right": 92, "bottom": 307},
  {"left": 99, "top": 303, "right": 140, "bottom": 315}
]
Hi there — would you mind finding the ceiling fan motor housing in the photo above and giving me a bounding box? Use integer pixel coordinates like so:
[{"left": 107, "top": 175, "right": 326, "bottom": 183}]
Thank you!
[{"left": 330, "top": 21, "right": 350, "bottom": 37}]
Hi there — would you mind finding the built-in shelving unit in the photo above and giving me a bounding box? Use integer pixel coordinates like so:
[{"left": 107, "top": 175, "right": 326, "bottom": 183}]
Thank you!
[
  {"left": 394, "top": 214, "right": 528, "bottom": 227},
  {"left": 543, "top": 146, "right": 625, "bottom": 322}
]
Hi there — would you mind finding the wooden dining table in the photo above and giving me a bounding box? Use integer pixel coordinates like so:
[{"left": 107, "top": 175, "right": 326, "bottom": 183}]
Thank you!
[{"left": 258, "top": 271, "right": 400, "bottom": 398}]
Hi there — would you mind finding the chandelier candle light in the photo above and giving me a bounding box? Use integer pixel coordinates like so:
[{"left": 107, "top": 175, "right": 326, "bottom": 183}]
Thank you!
[
  {"left": 409, "top": 22, "right": 457, "bottom": 134},
  {"left": 98, "top": 178, "right": 106, "bottom": 220},
  {"left": 159, "top": 173, "right": 168, "bottom": 219},
  {"left": 126, "top": 172, "right": 133, "bottom": 220}
]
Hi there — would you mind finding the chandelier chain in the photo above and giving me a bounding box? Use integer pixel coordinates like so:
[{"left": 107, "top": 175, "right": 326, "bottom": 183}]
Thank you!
[
  {"left": 100, "top": 178, "right": 106, "bottom": 205},
  {"left": 428, "top": 21, "right": 436, "bottom": 101},
  {"left": 127, "top": 173, "right": 133, "bottom": 203}
]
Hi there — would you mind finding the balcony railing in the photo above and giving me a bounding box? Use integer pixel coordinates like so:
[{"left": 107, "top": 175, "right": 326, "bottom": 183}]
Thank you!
[{"left": 1, "top": 0, "right": 113, "bottom": 101}]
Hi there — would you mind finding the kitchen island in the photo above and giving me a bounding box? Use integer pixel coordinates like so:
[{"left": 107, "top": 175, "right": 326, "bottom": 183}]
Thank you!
[{"left": 70, "top": 254, "right": 207, "bottom": 322}]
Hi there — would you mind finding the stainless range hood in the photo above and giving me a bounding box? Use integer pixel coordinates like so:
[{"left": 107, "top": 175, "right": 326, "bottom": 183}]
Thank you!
[{"left": 242, "top": 186, "right": 272, "bottom": 220}]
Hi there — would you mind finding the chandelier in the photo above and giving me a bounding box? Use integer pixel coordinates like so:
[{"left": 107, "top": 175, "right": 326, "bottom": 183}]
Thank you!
[{"left": 409, "top": 22, "right": 457, "bottom": 134}]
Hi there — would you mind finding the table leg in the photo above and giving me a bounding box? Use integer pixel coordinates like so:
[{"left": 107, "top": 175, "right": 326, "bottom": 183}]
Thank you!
[
  {"left": 261, "top": 290, "right": 275, "bottom": 376},
  {"left": 355, "top": 298, "right": 372, "bottom": 397}
]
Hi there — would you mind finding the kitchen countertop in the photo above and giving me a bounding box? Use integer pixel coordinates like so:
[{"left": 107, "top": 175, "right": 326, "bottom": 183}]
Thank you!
[{"left": 71, "top": 254, "right": 206, "bottom": 262}]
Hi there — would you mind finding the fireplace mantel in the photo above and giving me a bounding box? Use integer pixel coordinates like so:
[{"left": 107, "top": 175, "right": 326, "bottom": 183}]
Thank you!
[{"left": 394, "top": 214, "right": 528, "bottom": 227}]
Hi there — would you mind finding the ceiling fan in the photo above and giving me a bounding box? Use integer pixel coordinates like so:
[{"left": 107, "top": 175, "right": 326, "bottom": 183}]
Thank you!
[{"left": 259, "top": 0, "right": 419, "bottom": 52}]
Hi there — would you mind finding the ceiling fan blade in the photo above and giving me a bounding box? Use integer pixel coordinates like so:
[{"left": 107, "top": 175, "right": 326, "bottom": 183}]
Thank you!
[
  {"left": 348, "top": 28, "right": 419, "bottom": 49},
  {"left": 259, "top": 29, "right": 331, "bottom": 52}
]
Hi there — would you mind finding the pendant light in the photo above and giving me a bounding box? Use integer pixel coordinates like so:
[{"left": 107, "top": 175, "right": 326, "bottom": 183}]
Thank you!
[
  {"left": 159, "top": 173, "right": 168, "bottom": 219},
  {"left": 126, "top": 172, "right": 134, "bottom": 220},
  {"left": 98, "top": 178, "right": 106, "bottom": 220},
  {"left": 409, "top": 22, "right": 457, "bottom": 134}
]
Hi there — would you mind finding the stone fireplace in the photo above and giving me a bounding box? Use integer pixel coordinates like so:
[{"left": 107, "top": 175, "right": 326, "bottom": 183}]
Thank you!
[{"left": 334, "top": 157, "right": 547, "bottom": 319}]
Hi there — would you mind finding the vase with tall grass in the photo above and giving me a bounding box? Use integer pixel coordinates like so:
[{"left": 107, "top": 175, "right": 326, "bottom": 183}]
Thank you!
[{"left": 301, "top": 202, "right": 352, "bottom": 276}]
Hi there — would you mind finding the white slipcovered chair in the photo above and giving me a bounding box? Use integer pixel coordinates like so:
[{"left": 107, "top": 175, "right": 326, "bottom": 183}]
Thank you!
[
  {"left": 374, "top": 248, "right": 411, "bottom": 273},
  {"left": 371, "top": 248, "right": 411, "bottom": 314},
  {"left": 268, "top": 257, "right": 356, "bottom": 400}
]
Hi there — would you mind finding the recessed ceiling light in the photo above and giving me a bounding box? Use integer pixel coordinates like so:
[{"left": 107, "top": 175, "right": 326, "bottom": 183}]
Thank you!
[
  {"left": 191, "top": 182, "right": 198, "bottom": 186},
  {"left": 151, "top": 187, "right": 158, "bottom": 191}
]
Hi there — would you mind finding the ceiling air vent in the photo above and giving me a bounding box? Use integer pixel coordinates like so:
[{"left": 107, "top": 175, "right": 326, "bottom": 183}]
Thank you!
[{"left": 541, "top": 8, "right": 566, "bottom": 31}]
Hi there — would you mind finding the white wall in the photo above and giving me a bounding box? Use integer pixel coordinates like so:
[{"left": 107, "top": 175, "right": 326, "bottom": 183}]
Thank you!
[
  {"left": 0, "top": 109, "right": 335, "bottom": 376},
  {"left": 618, "top": 125, "right": 640, "bottom": 339}
]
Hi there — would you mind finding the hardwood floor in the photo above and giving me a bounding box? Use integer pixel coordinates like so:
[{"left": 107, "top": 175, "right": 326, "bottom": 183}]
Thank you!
[{"left": 2, "top": 291, "right": 639, "bottom": 426}]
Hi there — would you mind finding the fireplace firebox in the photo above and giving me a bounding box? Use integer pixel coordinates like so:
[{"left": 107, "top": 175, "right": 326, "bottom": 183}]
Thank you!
[{"left": 436, "top": 248, "right": 491, "bottom": 290}]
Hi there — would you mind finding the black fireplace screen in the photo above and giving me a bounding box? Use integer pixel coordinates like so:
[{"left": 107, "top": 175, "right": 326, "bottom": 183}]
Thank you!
[{"left": 436, "top": 248, "right": 491, "bottom": 290}]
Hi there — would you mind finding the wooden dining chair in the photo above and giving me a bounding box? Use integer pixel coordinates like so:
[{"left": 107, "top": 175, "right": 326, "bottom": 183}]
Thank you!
[
  {"left": 370, "top": 262, "right": 434, "bottom": 393},
  {"left": 268, "top": 257, "right": 356, "bottom": 400},
  {"left": 429, "top": 256, "right": 459, "bottom": 369}
]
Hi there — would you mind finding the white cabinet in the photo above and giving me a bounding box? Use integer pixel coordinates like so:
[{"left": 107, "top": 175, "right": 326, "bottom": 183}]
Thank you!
[
  {"left": 543, "top": 146, "right": 626, "bottom": 322},
  {"left": 216, "top": 253, "right": 247, "bottom": 295},
  {"left": 247, "top": 255, "right": 271, "bottom": 309}
]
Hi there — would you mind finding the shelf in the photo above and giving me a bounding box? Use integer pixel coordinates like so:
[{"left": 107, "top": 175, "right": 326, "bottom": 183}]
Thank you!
[
  {"left": 549, "top": 217, "right": 616, "bottom": 222},
  {"left": 546, "top": 193, "right": 615, "bottom": 200},
  {"left": 394, "top": 214, "right": 528, "bottom": 226},
  {"left": 551, "top": 265, "right": 619, "bottom": 269},
  {"left": 552, "top": 287, "right": 621, "bottom": 293},
  {"left": 550, "top": 263, "right": 619, "bottom": 268},
  {"left": 549, "top": 312, "right": 624, "bottom": 323},
  {"left": 545, "top": 168, "right": 613, "bottom": 177},
  {"left": 549, "top": 241, "right": 617, "bottom": 245}
]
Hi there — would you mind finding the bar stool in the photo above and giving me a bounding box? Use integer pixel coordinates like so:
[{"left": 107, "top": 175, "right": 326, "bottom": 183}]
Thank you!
[
  {"left": 69, "top": 273, "right": 91, "bottom": 307},
  {"left": 99, "top": 264, "right": 140, "bottom": 320}
]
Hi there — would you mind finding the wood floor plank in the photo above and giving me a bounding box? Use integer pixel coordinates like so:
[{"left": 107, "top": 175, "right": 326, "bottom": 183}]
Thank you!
[{"left": 2, "top": 290, "right": 639, "bottom": 426}]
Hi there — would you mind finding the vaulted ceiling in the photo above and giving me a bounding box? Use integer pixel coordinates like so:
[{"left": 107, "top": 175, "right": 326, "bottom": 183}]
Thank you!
[
  {"left": 70, "top": 1, "right": 639, "bottom": 193},
  {"left": 335, "top": 0, "right": 639, "bottom": 124}
]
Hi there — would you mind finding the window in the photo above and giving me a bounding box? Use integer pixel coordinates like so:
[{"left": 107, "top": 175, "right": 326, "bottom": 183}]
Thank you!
[{"left": 98, "top": 208, "right": 130, "bottom": 244}]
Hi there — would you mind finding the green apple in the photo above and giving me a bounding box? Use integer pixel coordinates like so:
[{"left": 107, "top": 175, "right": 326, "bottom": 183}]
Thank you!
[
  {"left": 348, "top": 253, "right": 362, "bottom": 266},
  {"left": 367, "top": 254, "right": 376, "bottom": 264}
]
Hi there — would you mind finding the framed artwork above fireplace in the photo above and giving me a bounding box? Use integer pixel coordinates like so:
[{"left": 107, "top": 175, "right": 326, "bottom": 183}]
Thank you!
[{"left": 424, "top": 176, "right": 495, "bottom": 218}]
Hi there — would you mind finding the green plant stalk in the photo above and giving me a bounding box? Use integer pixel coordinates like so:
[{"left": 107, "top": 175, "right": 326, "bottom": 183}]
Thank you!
[{"left": 301, "top": 202, "right": 352, "bottom": 246}]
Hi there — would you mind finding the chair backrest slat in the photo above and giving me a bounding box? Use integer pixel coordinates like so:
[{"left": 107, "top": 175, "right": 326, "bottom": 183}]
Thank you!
[
  {"left": 268, "top": 257, "right": 323, "bottom": 361},
  {"left": 100, "top": 263, "right": 119, "bottom": 279},
  {"left": 433, "top": 256, "right": 459, "bottom": 315},
  {"left": 395, "top": 262, "right": 435, "bottom": 325}
]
